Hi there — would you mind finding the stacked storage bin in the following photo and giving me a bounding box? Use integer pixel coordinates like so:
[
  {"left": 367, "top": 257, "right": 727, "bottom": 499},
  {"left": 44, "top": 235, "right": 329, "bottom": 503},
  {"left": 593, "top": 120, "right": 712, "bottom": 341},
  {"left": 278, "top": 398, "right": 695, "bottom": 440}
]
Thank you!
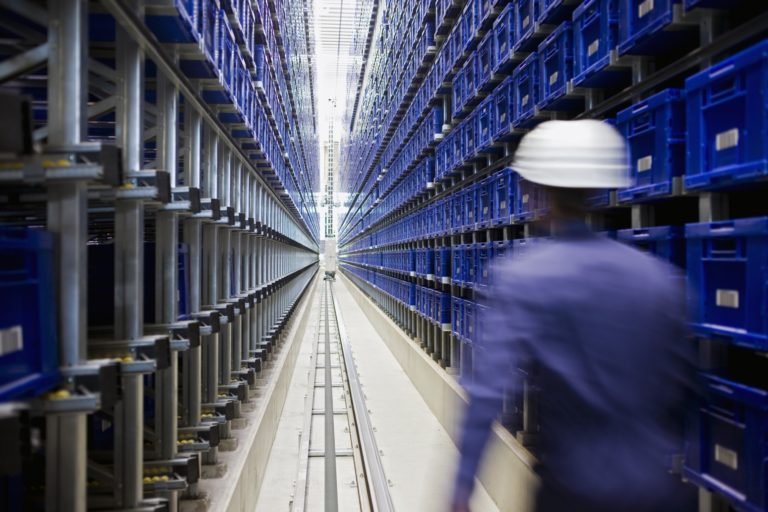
[{"left": 337, "top": 3, "right": 768, "bottom": 508}]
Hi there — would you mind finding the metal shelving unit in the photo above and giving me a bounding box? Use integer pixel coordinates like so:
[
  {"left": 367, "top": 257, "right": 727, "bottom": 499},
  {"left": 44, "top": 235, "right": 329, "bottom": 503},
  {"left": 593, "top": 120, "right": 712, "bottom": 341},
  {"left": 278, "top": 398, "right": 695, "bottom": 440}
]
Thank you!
[
  {"left": 0, "top": 0, "right": 319, "bottom": 510},
  {"left": 338, "top": 1, "right": 768, "bottom": 512}
]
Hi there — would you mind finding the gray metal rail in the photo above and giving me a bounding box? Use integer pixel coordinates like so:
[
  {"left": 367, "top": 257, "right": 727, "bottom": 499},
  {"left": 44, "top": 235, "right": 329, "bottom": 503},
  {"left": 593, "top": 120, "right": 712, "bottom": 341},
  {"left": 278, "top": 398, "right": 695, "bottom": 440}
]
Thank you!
[{"left": 329, "top": 282, "right": 395, "bottom": 512}]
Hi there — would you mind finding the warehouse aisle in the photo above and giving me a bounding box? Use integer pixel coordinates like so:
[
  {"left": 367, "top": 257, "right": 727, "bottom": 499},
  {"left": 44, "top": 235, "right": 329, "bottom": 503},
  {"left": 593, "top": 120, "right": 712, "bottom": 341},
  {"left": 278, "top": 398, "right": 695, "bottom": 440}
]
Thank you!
[{"left": 255, "top": 277, "right": 499, "bottom": 512}]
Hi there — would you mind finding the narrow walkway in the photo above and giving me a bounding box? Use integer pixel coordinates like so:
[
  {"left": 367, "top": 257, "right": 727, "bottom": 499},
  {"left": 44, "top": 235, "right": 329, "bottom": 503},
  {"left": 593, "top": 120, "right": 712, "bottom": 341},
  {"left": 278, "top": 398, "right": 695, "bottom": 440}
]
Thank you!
[{"left": 255, "top": 277, "right": 499, "bottom": 511}]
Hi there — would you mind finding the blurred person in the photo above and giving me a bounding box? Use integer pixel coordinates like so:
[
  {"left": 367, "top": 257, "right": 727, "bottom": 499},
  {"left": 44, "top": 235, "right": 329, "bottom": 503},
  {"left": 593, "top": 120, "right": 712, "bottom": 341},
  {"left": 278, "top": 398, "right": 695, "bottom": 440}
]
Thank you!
[{"left": 451, "top": 121, "right": 697, "bottom": 512}]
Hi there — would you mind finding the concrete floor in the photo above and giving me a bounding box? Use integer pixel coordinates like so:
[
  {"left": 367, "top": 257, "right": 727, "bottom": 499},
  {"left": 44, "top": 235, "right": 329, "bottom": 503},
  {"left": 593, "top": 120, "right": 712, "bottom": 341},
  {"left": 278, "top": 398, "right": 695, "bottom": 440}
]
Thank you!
[{"left": 255, "top": 278, "right": 499, "bottom": 512}]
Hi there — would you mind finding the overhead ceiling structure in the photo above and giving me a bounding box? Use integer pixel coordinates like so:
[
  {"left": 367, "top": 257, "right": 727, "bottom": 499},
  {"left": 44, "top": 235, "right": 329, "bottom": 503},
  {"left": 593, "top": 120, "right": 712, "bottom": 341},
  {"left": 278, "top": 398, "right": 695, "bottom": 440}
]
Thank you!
[{"left": 313, "top": 0, "right": 376, "bottom": 145}]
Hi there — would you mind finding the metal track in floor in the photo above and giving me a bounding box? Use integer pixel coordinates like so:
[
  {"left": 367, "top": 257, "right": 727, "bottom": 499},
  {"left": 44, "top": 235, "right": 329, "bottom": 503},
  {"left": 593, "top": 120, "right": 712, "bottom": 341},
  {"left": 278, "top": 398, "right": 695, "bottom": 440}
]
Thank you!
[{"left": 291, "top": 279, "right": 394, "bottom": 512}]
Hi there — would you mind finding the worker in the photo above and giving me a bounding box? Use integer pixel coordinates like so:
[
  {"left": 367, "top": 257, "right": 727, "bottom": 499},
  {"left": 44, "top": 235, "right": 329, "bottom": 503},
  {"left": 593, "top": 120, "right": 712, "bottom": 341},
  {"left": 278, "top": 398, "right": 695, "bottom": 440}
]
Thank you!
[{"left": 451, "top": 120, "right": 697, "bottom": 512}]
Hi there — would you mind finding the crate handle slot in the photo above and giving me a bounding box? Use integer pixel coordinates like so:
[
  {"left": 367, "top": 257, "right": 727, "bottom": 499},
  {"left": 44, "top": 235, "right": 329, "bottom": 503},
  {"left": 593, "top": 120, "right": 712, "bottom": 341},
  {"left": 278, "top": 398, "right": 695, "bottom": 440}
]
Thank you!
[{"left": 707, "top": 75, "right": 741, "bottom": 104}]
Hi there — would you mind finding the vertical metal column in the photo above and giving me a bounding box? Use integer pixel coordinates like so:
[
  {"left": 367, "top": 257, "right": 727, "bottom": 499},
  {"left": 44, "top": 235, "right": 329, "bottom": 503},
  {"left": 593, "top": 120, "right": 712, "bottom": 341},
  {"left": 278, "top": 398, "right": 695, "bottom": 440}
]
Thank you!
[
  {"left": 114, "top": 1, "right": 146, "bottom": 506},
  {"left": 154, "top": 68, "right": 179, "bottom": 475},
  {"left": 45, "top": 1, "right": 88, "bottom": 509},
  {"left": 218, "top": 148, "right": 232, "bottom": 393},
  {"left": 183, "top": 107, "right": 202, "bottom": 430}
]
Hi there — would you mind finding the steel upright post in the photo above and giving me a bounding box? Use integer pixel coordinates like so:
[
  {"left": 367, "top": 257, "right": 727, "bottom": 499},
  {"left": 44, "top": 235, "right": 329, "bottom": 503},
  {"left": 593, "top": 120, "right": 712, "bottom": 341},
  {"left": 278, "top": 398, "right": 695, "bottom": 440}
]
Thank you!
[
  {"left": 154, "top": 67, "right": 180, "bottom": 499},
  {"left": 183, "top": 106, "right": 202, "bottom": 430},
  {"left": 44, "top": 1, "right": 89, "bottom": 509},
  {"left": 113, "top": 1, "right": 146, "bottom": 506}
]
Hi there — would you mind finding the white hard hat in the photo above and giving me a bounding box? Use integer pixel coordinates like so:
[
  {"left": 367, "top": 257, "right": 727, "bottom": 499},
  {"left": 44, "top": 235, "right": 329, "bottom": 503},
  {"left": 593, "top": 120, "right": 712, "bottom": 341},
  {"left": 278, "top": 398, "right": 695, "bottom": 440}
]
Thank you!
[{"left": 512, "top": 120, "right": 630, "bottom": 189}]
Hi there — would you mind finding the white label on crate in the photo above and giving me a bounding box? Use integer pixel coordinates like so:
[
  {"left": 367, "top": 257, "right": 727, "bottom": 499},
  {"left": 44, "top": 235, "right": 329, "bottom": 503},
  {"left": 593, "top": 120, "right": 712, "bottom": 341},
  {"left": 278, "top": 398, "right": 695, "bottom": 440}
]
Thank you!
[
  {"left": 522, "top": 194, "right": 530, "bottom": 204},
  {"left": 522, "top": 94, "right": 530, "bottom": 107},
  {"left": 588, "top": 39, "right": 600, "bottom": 57},
  {"left": 0, "top": 326, "right": 23, "bottom": 357},
  {"left": 523, "top": 15, "right": 530, "bottom": 28},
  {"left": 501, "top": 200, "right": 507, "bottom": 210},
  {"left": 714, "top": 444, "right": 739, "bottom": 471},
  {"left": 550, "top": 71, "right": 559, "bottom": 86},
  {"left": 637, "top": 155, "right": 653, "bottom": 173},
  {"left": 716, "top": 289, "right": 740, "bottom": 309},
  {"left": 716, "top": 128, "right": 740, "bottom": 151},
  {"left": 639, "top": 0, "right": 654, "bottom": 18}
]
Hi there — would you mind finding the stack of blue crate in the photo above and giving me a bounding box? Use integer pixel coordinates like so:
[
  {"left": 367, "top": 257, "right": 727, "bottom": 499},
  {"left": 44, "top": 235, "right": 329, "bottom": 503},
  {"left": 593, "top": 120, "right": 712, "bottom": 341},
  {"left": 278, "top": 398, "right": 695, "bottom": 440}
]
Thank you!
[{"left": 0, "top": 228, "right": 59, "bottom": 401}]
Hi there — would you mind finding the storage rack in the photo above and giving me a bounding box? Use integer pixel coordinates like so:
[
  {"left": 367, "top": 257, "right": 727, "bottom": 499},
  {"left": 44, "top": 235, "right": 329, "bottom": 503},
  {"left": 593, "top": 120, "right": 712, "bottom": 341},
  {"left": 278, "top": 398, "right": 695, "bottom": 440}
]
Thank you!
[
  {"left": 337, "top": 1, "right": 768, "bottom": 511},
  {"left": 0, "top": 0, "right": 319, "bottom": 510}
]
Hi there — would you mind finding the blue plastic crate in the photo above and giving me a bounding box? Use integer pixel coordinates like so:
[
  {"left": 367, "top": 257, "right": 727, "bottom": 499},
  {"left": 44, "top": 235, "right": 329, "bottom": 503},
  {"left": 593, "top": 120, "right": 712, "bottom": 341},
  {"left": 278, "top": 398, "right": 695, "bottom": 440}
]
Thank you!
[
  {"left": 461, "top": 0, "right": 480, "bottom": 53},
  {"left": 0, "top": 228, "right": 59, "bottom": 400},
  {"left": 573, "top": 0, "right": 630, "bottom": 87},
  {"left": 538, "top": 0, "right": 582, "bottom": 23},
  {"left": 514, "top": 0, "right": 541, "bottom": 52},
  {"left": 464, "top": 185, "right": 478, "bottom": 230},
  {"left": 617, "top": 225, "right": 685, "bottom": 268},
  {"left": 538, "top": 21, "right": 581, "bottom": 110},
  {"left": 452, "top": 296, "right": 465, "bottom": 338},
  {"left": 686, "top": 217, "right": 768, "bottom": 350},
  {"left": 477, "top": 243, "right": 494, "bottom": 288},
  {"left": 464, "top": 244, "right": 479, "bottom": 287},
  {"left": 436, "top": 246, "right": 452, "bottom": 282},
  {"left": 618, "top": 0, "right": 694, "bottom": 55},
  {"left": 514, "top": 175, "right": 548, "bottom": 221},
  {"left": 477, "top": 177, "right": 494, "bottom": 228},
  {"left": 453, "top": 246, "right": 465, "bottom": 284},
  {"left": 685, "top": 41, "right": 768, "bottom": 190},
  {"left": 492, "top": 77, "right": 512, "bottom": 141},
  {"left": 477, "top": 31, "right": 497, "bottom": 92},
  {"left": 493, "top": 167, "right": 515, "bottom": 224},
  {"left": 463, "top": 114, "right": 478, "bottom": 162},
  {"left": 439, "top": 292, "right": 453, "bottom": 327},
  {"left": 513, "top": 52, "right": 539, "bottom": 127},
  {"left": 617, "top": 89, "right": 685, "bottom": 203},
  {"left": 145, "top": 0, "right": 199, "bottom": 44},
  {"left": 684, "top": 374, "right": 768, "bottom": 512},
  {"left": 589, "top": 189, "right": 613, "bottom": 209},
  {"left": 494, "top": 239, "right": 513, "bottom": 259},
  {"left": 476, "top": 96, "right": 496, "bottom": 153},
  {"left": 493, "top": 4, "right": 516, "bottom": 74},
  {"left": 464, "top": 300, "right": 478, "bottom": 342},
  {"left": 453, "top": 69, "right": 466, "bottom": 115},
  {"left": 463, "top": 54, "right": 479, "bottom": 109}
]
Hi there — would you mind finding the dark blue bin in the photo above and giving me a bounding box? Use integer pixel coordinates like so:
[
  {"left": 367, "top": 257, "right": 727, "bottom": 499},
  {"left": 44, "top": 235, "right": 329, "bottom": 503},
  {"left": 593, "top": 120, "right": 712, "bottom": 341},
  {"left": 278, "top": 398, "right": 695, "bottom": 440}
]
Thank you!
[
  {"left": 538, "top": 0, "right": 582, "bottom": 23},
  {"left": 684, "top": 374, "right": 768, "bottom": 512},
  {"left": 436, "top": 246, "right": 452, "bottom": 283},
  {"left": 477, "top": 243, "right": 494, "bottom": 288},
  {"left": 617, "top": 225, "right": 685, "bottom": 268},
  {"left": 494, "top": 239, "right": 514, "bottom": 259},
  {"left": 477, "top": 177, "right": 494, "bottom": 228},
  {"left": 0, "top": 228, "right": 59, "bottom": 400},
  {"left": 493, "top": 167, "right": 516, "bottom": 225},
  {"left": 145, "top": 0, "right": 199, "bottom": 44},
  {"left": 514, "top": 0, "right": 542, "bottom": 52},
  {"left": 476, "top": 96, "right": 496, "bottom": 153},
  {"left": 514, "top": 174, "right": 548, "bottom": 221},
  {"left": 618, "top": 0, "right": 694, "bottom": 55},
  {"left": 464, "top": 185, "right": 478, "bottom": 230},
  {"left": 464, "top": 300, "right": 478, "bottom": 342},
  {"left": 685, "top": 41, "right": 768, "bottom": 190},
  {"left": 463, "top": 113, "right": 477, "bottom": 162},
  {"left": 452, "top": 296, "right": 465, "bottom": 338},
  {"left": 513, "top": 52, "right": 539, "bottom": 127},
  {"left": 537, "top": 21, "right": 580, "bottom": 111},
  {"left": 493, "top": 4, "right": 516, "bottom": 74},
  {"left": 453, "top": 246, "right": 465, "bottom": 284},
  {"left": 617, "top": 88, "right": 685, "bottom": 203},
  {"left": 493, "top": 77, "right": 513, "bottom": 141},
  {"left": 573, "top": 0, "right": 630, "bottom": 87},
  {"left": 686, "top": 217, "right": 768, "bottom": 350},
  {"left": 477, "top": 30, "right": 497, "bottom": 92},
  {"left": 464, "top": 244, "right": 479, "bottom": 287}
]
